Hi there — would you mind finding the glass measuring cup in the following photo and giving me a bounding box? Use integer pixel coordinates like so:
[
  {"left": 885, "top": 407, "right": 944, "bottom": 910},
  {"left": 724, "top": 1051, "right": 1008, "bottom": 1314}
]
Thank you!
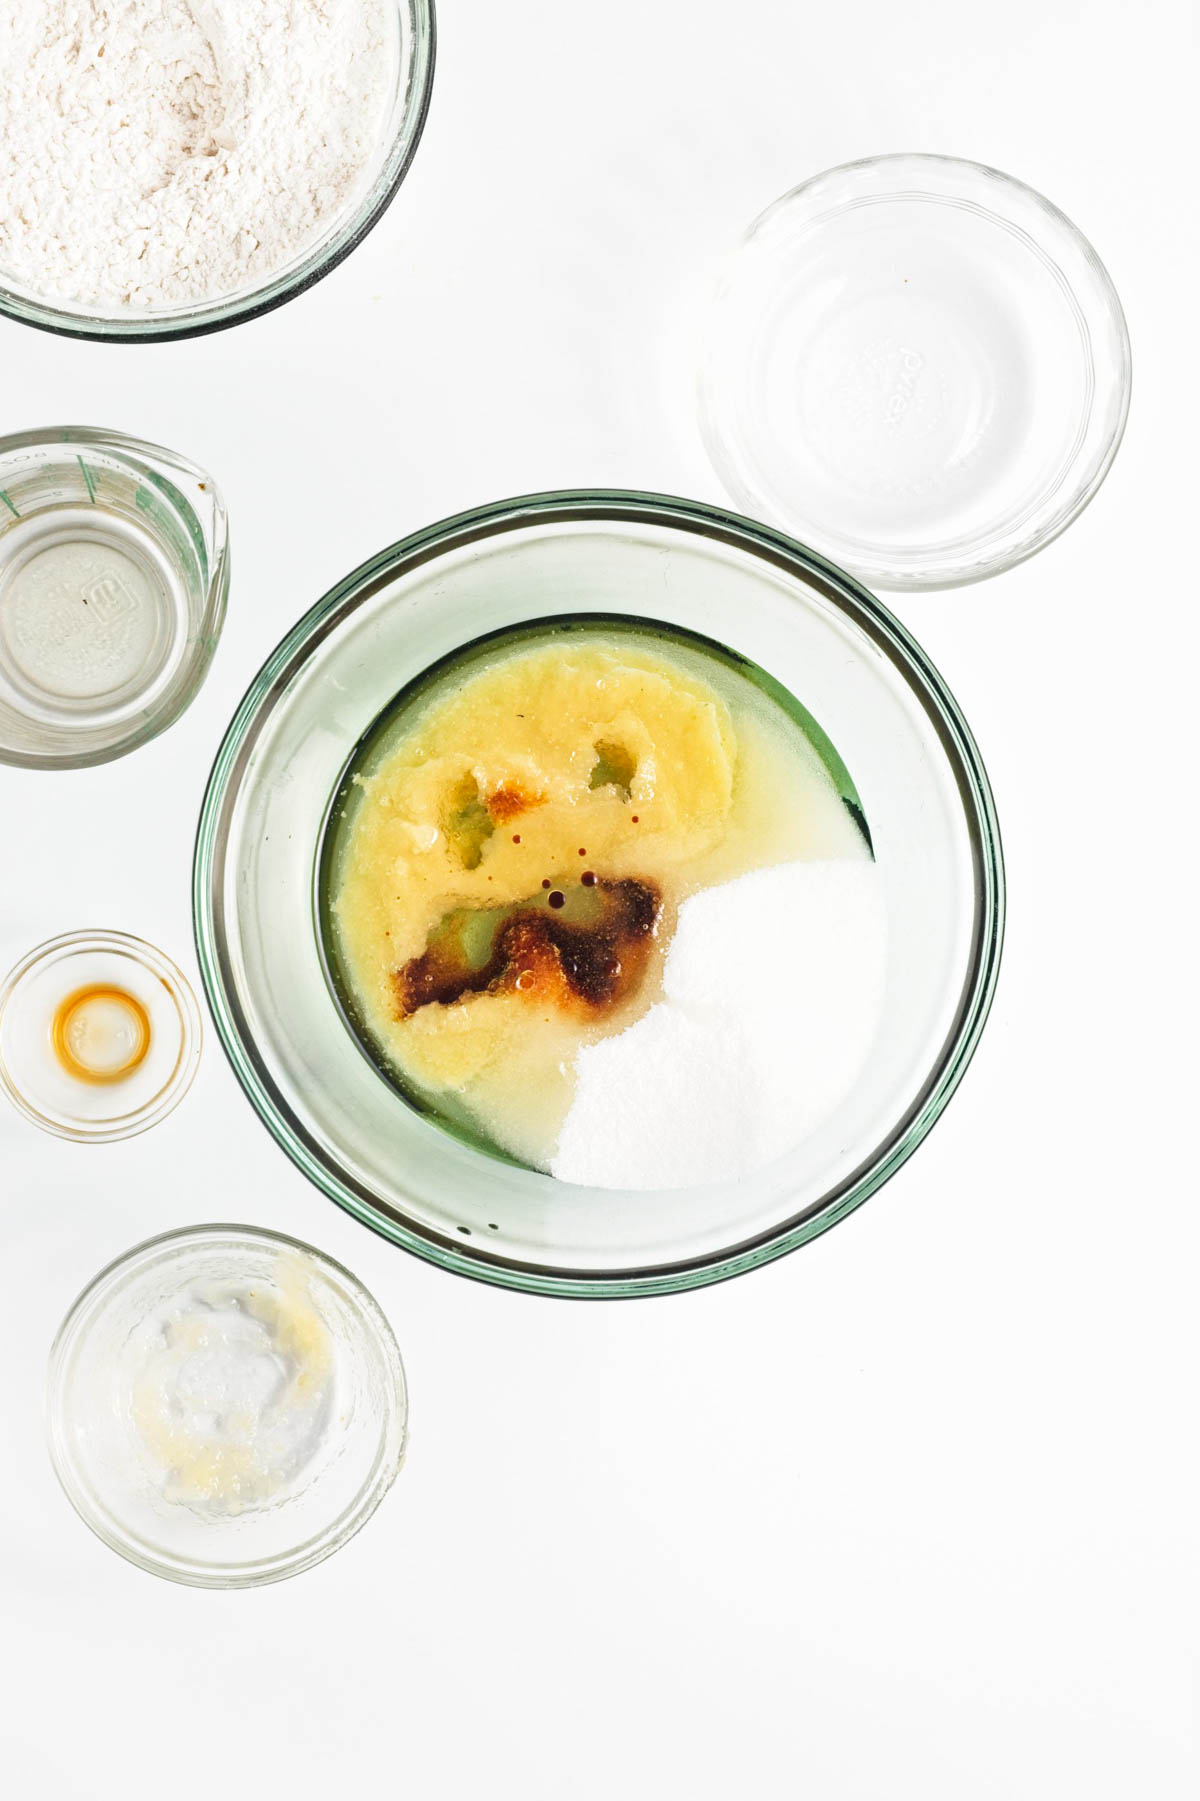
[{"left": 0, "top": 426, "right": 229, "bottom": 768}]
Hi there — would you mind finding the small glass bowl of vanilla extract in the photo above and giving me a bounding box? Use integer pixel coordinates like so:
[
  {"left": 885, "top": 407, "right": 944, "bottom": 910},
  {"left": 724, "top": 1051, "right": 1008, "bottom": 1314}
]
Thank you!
[{"left": 0, "top": 930, "right": 201, "bottom": 1141}]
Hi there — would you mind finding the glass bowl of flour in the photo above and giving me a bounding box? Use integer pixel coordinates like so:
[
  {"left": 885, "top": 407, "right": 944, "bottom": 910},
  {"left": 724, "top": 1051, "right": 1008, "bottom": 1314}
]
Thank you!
[
  {"left": 0, "top": 1, "right": 435, "bottom": 341},
  {"left": 194, "top": 492, "right": 1005, "bottom": 1299},
  {"left": 47, "top": 1226, "right": 408, "bottom": 1586}
]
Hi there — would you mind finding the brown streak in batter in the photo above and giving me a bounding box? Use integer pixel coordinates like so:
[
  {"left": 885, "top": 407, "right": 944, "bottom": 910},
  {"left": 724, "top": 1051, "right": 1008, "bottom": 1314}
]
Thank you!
[
  {"left": 486, "top": 783, "right": 543, "bottom": 823},
  {"left": 395, "top": 877, "right": 661, "bottom": 1019}
]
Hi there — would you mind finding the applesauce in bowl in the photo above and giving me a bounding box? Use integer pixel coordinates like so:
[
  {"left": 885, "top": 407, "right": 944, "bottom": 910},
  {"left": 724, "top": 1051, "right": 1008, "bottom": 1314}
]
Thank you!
[
  {"left": 320, "top": 616, "right": 880, "bottom": 1186},
  {"left": 194, "top": 492, "right": 1003, "bottom": 1297}
]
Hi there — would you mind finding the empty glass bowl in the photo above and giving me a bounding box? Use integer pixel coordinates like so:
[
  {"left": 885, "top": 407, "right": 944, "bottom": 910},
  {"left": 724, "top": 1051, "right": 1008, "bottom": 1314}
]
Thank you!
[
  {"left": 0, "top": 2, "right": 435, "bottom": 342},
  {"left": 0, "top": 427, "right": 228, "bottom": 767},
  {"left": 700, "top": 154, "right": 1132, "bottom": 590},
  {"left": 194, "top": 492, "right": 1004, "bottom": 1298},
  {"left": 47, "top": 1225, "right": 408, "bottom": 1587}
]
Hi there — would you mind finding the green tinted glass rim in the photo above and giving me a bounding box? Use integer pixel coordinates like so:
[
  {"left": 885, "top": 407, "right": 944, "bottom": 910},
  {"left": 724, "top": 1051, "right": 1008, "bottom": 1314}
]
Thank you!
[{"left": 193, "top": 490, "right": 1005, "bottom": 1300}]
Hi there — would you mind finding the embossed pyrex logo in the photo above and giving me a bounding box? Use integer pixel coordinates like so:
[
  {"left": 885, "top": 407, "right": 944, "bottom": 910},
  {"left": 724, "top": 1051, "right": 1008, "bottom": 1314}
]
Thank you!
[
  {"left": 884, "top": 348, "right": 925, "bottom": 430},
  {"left": 82, "top": 571, "right": 138, "bottom": 622},
  {"left": 22, "top": 567, "right": 140, "bottom": 650}
]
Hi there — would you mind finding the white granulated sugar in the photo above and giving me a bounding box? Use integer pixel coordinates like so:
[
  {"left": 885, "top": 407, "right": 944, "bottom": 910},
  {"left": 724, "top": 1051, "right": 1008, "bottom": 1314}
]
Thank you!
[
  {"left": 552, "top": 860, "right": 888, "bottom": 1191},
  {"left": 0, "top": 0, "right": 397, "bottom": 310}
]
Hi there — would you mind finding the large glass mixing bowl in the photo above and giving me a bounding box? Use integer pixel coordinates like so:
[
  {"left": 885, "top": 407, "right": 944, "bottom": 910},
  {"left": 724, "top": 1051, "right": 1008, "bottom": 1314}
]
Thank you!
[{"left": 194, "top": 493, "right": 1003, "bottom": 1298}]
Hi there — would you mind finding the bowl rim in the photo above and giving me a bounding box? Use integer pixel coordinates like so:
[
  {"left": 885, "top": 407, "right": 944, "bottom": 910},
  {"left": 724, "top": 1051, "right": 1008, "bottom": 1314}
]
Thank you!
[
  {"left": 698, "top": 150, "right": 1133, "bottom": 592},
  {"left": 0, "top": 0, "right": 436, "bottom": 344},
  {"left": 192, "top": 489, "right": 1005, "bottom": 1299},
  {"left": 46, "top": 1222, "right": 408, "bottom": 1588}
]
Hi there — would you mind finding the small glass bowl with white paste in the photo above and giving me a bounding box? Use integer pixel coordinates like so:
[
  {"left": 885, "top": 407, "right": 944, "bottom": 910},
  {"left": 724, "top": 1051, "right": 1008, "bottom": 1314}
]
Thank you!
[
  {"left": 47, "top": 1225, "right": 408, "bottom": 1588},
  {"left": 0, "top": 2, "right": 435, "bottom": 343},
  {"left": 0, "top": 427, "right": 228, "bottom": 768},
  {"left": 0, "top": 930, "right": 202, "bottom": 1141}
]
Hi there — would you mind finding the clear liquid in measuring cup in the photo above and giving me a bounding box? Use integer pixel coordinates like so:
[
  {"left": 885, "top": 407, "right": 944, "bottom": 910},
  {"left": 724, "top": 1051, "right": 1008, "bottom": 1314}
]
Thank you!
[{"left": 0, "top": 504, "right": 184, "bottom": 723}]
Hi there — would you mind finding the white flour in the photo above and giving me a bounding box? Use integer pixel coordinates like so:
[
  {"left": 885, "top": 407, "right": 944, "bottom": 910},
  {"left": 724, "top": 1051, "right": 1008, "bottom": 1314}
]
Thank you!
[{"left": 0, "top": 0, "right": 397, "bottom": 310}]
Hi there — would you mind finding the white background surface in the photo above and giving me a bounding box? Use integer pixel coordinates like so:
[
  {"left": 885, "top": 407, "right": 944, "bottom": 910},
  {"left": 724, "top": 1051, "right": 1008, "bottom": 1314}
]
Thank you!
[{"left": 1, "top": 1, "right": 1196, "bottom": 1794}]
